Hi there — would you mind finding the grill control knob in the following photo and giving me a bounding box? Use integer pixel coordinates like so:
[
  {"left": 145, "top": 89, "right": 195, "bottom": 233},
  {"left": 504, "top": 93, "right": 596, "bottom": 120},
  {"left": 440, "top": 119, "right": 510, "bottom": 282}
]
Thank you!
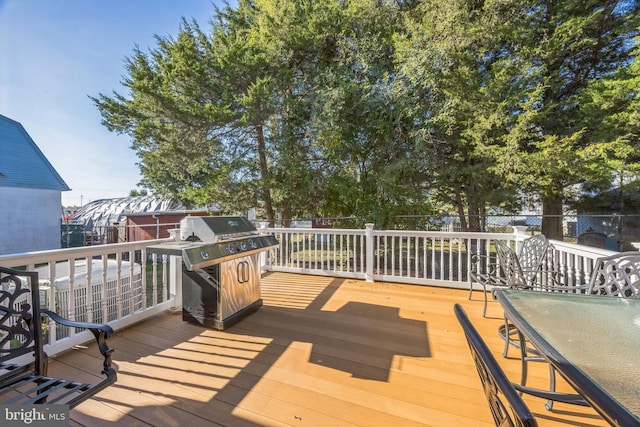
[
  {"left": 249, "top": 239, "right": 257, "bottom": 249},
  {"left": 200, "top": 250, "right": 209, "bottom": 259},
  {"left": 240, "top": 241, "right": 247, "bottom": 251},
  {"left": 226, "top": 245, "right": 235, "bottom": 253}
]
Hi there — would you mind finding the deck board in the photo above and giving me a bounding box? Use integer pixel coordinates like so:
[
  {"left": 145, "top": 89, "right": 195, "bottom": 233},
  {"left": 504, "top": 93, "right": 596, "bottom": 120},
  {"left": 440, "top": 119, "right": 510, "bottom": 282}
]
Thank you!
[{"left": 48, "top": 272, "right": 608, "bottom": 426}]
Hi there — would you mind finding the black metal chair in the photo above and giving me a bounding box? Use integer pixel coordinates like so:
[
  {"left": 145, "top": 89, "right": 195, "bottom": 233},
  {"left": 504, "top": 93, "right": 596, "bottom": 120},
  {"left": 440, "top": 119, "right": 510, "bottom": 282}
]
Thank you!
[
  {"left": 468, "top": 239, "right": 511, "bottom": 318},
  {"left": 454, "top": 303, "right": 538, "bottom": 427},
  {"left": 495, "top": 239, "right": 590, "bottom": 356},
  {"left": 0, "top": 266, "right": 117, "bottom": 407},
  {"left": 494, "top": 240, "right": 563, "bottom": 410},
  {"left": 454, "top": 304, "right": 587, "bottom": 427}
]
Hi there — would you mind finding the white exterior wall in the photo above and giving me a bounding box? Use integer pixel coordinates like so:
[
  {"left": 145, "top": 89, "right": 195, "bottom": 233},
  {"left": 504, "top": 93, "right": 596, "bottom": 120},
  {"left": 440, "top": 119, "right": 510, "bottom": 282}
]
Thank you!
[{"left": 0, "top": 187, "right": 62, "bottom": 255}]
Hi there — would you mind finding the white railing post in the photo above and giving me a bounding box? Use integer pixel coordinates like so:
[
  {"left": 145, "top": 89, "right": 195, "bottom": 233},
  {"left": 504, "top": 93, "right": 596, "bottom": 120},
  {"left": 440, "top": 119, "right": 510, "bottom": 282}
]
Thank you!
[
  {"left": 513, "top": 226, "right": 528, "bottom": 253},
  {"left": 164, "top": 228, "right": 182, "bottom": 312},
  {"left": 259, "top": 222, "right": 269, "bottom": 270},
  {"left": 169, "top": 255, "right": 182, "bottom": 312},
  {"left": 365, "top": 223, "right": 374, "bottom": 282}
]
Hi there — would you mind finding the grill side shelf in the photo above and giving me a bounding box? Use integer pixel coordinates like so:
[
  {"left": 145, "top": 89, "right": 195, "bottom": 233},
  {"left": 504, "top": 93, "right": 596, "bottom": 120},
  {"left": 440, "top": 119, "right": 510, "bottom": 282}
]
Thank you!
[{"left": 147, "top": 241, "right": 202, "bottom": 256}]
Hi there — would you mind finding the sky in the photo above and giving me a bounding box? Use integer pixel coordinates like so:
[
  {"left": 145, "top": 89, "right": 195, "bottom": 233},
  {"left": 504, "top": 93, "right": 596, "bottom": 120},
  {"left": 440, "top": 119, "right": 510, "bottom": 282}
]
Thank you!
[{"left": 0, "top": 0, "right": 229, "bottom": 207}]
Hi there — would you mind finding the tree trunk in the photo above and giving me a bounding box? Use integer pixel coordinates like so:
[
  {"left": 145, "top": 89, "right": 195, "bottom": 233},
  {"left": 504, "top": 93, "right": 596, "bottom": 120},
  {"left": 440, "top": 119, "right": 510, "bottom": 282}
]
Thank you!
[
  {"left": 454, "top": 191, "right": 469, "bottom": 232},
  {"left": 467, "top": 202, "right": 482, "bottom": 232},
  {"left": 255, "top": 125, "right": 276, "bottom": 227},
  {"left": 281, "top": 205, "right": 292, "bottom": 228},
  {"left": 541, "top": 191, "right": 564, "bottom": 240}
]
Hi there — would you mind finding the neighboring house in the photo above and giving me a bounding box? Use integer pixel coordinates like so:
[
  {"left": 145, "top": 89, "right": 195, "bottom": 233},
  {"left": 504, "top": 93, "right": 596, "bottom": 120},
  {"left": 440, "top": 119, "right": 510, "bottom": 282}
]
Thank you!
[
  {"left": 577, "top": 184, "right": 640, "bottom": 250},
  {"left": 0, "top": 114, "right": 70, "bottom": 256},
  {"left": 71, "top": 196, "right": 214, "bottom": 244},
  {"left": 125, "top": 210, "right": 210, "bottom": 242}
]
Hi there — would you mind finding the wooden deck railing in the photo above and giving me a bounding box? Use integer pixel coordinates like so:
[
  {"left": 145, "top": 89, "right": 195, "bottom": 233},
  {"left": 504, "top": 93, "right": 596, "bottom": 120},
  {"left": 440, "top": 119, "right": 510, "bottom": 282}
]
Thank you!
[
  {"left": 0, "top": 239, "right": 176, "bottom": 355},
  {"left": 0, "top": 226, "right": 619, "bottom": 356},
  {"left": 260, "top": 225, "right": 617, "bottom": 290}
]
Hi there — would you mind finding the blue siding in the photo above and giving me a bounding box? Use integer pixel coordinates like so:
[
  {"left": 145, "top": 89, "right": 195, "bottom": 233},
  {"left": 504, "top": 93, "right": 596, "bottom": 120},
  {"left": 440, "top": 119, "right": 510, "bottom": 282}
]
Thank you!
[{"left": 0, "top": 114, "right": 70, "bottom": 191}]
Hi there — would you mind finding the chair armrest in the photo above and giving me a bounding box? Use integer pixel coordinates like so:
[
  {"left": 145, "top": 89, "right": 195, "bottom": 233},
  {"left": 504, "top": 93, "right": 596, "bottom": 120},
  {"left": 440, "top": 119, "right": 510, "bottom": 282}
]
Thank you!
[
  {"left": 470, "top": 254, "right": 500, "bottom": 277},
  {"left": 520, "top": 267, "right": 590, "bottom": 293},
  {"left": 42, "top": 310, "right": 113, "bottom": 336},
  {"left": 42, "top": 309, "right": 115, "bottom": 373},
  {"left": 513, "top": 382, "right": 589, "bottom": 406},
  {"left": 471, "top": 253, "right": 496, "bottom": 263}
]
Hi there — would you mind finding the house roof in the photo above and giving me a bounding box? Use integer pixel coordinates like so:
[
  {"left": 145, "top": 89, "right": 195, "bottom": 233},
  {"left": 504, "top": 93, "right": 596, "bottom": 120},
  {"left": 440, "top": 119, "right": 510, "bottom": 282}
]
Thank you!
[
  {"left": 72, "top": 196, "right": 186, "bottom": 228},
  {"left": 0, "top": 114, "right": 70, "bottom": 191}
]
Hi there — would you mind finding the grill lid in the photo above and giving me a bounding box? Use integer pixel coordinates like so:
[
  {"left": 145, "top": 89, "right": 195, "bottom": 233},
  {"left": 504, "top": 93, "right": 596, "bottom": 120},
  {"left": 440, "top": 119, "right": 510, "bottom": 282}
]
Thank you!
[
  {"left": 180, "top": 216, "right": 257, "bottom": 242},
  {"left": 147, "top": 216, "right": 278, "bottom": 270}
]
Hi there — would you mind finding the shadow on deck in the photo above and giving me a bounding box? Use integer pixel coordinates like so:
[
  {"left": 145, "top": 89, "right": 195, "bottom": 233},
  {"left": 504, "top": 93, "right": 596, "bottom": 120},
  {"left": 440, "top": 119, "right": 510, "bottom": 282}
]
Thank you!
[{"left": 51, "top": 272, "right": 606, "bottom": 427}]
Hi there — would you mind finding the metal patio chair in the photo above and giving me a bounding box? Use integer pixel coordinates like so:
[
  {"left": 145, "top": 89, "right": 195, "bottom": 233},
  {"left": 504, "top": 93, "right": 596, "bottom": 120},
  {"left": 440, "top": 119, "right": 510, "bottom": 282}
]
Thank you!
[
  {"left": 454, "top": 304, "right": 538, "bottom": 427},
  {"left": 0, "top": 266, "right": 117, "bottom": 407},
  {"left": 587, "top": 251, "right": 640, "bottom": 297},
  {"left": 494, "top": 237, "right": 585, "bottom": 358},
  {"left": 497, "top": 241, "right": 602, "bottom": 410},
  {"left": 454, "top": 304, "right": 587, "bottom": 426},
  {"left": 493, "top": 240, "right": 559, "bottom": 409},
  {"left": 469, "top": 235, "right": 549, "bottom": 317}
]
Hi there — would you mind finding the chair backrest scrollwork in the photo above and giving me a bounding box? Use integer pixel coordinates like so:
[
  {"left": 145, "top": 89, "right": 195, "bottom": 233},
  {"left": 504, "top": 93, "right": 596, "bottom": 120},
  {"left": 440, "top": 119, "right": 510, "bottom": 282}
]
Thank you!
[
  {"left": 518, "top": 235, "right": 550, "bottom": 284},
  {"left": 587, "top": 252, "right": 640, "bottom": 298},
  {"left": 0, "top": 267, "right": 45, "bottom": 373},
  {"left": 495, "top": 241, "right": 524, "bottom": 287},
  {"left": 496, "top": 235, "right": 550, "bottom": 289}
]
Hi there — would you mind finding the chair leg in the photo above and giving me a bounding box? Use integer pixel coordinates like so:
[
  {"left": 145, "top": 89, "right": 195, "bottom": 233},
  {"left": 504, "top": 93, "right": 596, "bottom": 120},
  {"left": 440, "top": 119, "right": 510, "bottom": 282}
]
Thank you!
[
  {"left": 517, "top": 330, "right": 529, "bottom": 387},
  {"left": 482, "top": 286, "right": 488, "bottom": 317},
  {"left": 470, "top": 280, "right": 489, "bottom": 317},
  {"left": 502, "top": 318, "right": 510, "bottom": 357},
  {"left": 499, "top": 320, "right": 537, "bottom": 359},
  {"left": 498, "top": 317, "right": 518, "bottom": 357},
  {"left": 515, "top": 328, "right": 561, "bottom": 411},
  {"left": 545, "top": 365, "right": 557, "bottom": 411}
]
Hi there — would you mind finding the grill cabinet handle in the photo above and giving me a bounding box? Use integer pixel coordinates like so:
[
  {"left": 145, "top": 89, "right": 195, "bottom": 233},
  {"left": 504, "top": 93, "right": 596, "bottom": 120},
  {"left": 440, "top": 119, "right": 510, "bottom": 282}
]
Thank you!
[{"left": 237, "top": 261, "right": 250, "bottom": 284}]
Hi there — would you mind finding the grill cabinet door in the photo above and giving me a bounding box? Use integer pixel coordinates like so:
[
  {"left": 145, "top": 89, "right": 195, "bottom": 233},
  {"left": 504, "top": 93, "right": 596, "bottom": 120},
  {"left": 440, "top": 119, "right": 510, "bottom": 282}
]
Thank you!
[
  {"left": 219, "top": 254, "right": 260, "bottom": 319},
  {"left": 181, "top": 264, "right": 221, "bottom": 326}
]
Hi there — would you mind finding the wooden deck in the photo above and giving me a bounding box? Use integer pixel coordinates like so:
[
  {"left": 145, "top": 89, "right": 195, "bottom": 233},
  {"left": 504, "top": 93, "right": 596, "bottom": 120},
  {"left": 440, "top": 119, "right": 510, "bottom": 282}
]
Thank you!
[{"left": 52, "top": 272, "right": 607, "bottom": 426}]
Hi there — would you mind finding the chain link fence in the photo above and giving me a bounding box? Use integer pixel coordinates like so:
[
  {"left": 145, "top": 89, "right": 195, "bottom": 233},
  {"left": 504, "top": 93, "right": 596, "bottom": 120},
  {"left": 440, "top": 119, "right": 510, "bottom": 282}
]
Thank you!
[
  {"left": 62, "top": 213, "right": 640, "bottom": 251},
  {"left": 294, "top": 214, "right": 640, "bottom": 250}
]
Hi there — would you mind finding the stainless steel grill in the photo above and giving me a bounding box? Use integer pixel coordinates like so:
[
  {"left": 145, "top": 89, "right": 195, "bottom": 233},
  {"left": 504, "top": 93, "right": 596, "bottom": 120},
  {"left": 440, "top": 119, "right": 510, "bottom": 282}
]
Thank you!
[{"left": 148, "top": 216, "right": 278, "bottom": 330}]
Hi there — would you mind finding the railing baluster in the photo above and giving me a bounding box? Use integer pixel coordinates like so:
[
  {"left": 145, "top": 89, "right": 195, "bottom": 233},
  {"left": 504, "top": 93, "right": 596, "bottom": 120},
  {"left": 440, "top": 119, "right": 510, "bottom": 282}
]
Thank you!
[
  {"left": 358, "top": 233, "right": 363, "bottom": 274},
  {"left": 431, "top": 238, "right": 437, "bottom": 279},
  {"left": 422, "top": 237, "right": 427, "bottom": 279},
  {"left": 345, "top": 232, "right": 349, "bottom": 272},
  {"left": 336, "top": 234, "right": 342, "bottom": 270},
  {"left": 450, "top": 238, "right": 454, "bottom": 280},
  {"left": 151, "top": 252, "right": 157, "bottom": 307},
  {"left": 161, "top": 254, "right": 168, "bottom": 303},
  {"left": 102, "top": 256, "right": 109, "bottom": 323},
  {"left": 116, "top": 252, "right": 123, "bottom": 319}
]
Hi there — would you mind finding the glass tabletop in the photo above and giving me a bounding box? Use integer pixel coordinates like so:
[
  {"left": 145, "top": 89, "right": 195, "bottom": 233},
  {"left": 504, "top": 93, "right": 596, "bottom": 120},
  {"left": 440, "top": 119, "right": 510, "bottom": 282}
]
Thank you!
[{"left": 496, "top": 290, "right": 640, "bottom": 422}]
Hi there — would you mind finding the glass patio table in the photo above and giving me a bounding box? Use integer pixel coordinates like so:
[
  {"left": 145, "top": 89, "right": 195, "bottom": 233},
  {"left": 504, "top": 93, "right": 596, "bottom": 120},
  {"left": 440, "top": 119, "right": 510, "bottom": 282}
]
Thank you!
[{"left": 494, "top": 289, "right": 640, "bottom": 427}]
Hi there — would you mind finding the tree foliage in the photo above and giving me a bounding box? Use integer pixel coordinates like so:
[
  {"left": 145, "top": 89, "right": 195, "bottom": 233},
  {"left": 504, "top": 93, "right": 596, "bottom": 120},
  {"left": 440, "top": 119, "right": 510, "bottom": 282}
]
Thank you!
[
  {"left": 505, "top": 0, "right": 640, "bottom": 238},
  {"left": 93, "top": 0, "right": 640, "bottom": 232},
  {"left": 396, "top": 0, "right": 525, "bottom": 231}
]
